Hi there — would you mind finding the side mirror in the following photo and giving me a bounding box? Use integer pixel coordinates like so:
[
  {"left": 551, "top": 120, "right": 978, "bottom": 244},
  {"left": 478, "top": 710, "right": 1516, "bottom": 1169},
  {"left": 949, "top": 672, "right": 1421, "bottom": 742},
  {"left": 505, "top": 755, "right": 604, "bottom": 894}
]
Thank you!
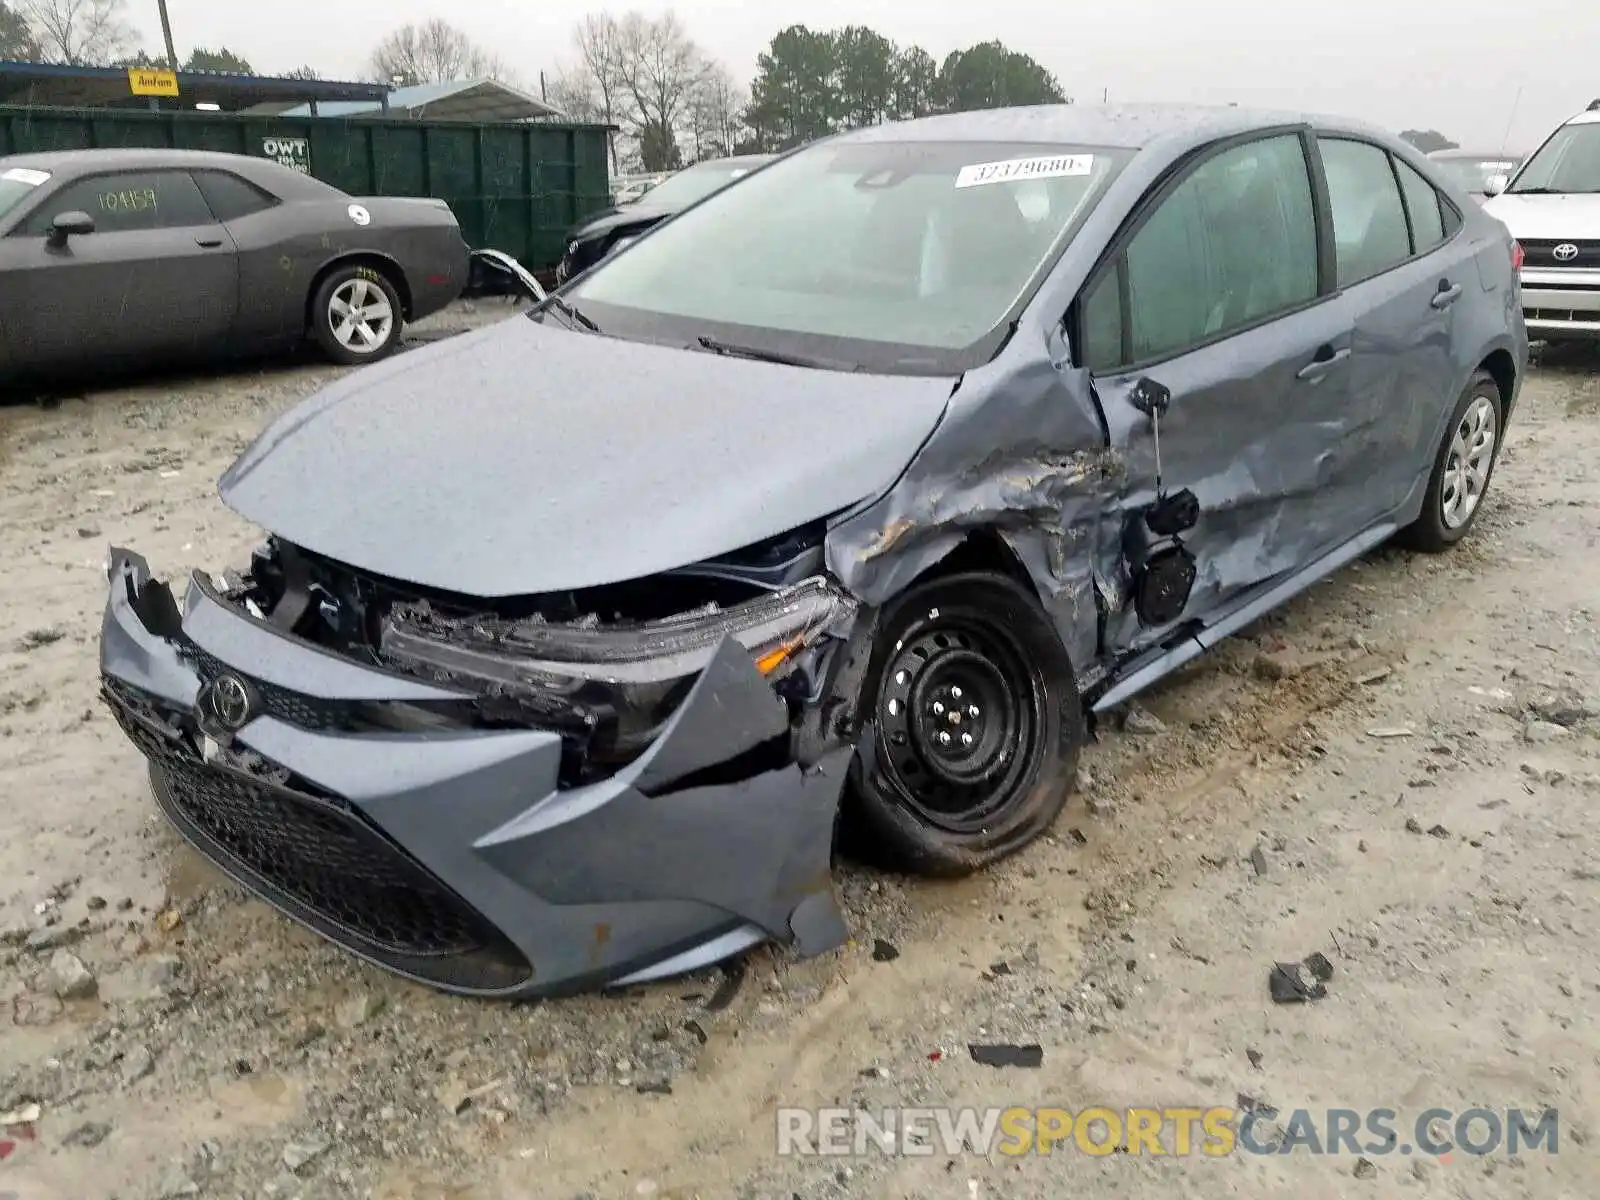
[
  {"left": 47, "top": 210, "right": 95, "bottom": 246},
  {"left": 1129, "top": 376, "right": 1172, "bottom": 418},
  {"left": 1483, "top": 173, "right": 1509, "bottom": 198}
]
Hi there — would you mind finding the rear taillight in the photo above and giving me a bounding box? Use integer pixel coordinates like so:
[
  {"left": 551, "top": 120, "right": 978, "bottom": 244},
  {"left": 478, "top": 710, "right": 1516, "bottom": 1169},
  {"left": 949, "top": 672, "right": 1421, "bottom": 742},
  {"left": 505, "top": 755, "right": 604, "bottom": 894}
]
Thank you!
[{"left": 1512, "top": 241, "right": 1525, "bottom": 272}]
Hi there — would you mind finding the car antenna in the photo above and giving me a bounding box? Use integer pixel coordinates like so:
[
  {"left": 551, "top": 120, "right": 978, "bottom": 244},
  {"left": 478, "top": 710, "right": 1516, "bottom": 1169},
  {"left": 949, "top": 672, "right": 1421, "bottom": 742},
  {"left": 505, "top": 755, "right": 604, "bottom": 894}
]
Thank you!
[{"left": 1496, "top": 84, "right": 1524, "bottom": 159}]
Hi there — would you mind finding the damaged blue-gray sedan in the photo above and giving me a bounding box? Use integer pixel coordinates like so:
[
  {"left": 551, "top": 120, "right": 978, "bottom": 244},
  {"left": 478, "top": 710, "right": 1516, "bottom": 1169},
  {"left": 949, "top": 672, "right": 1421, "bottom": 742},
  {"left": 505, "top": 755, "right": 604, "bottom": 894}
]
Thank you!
[{"left": 99, "top": 104, "right": 1527, "bottom": 997}]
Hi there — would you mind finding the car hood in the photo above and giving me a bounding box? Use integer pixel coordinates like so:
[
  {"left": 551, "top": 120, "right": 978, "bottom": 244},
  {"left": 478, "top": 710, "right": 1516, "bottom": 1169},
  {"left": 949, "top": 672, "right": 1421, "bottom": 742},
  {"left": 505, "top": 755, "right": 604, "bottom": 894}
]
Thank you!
[
  {"left": 569, "top": 205, "right": 673, "bottom": 244},
  {"left": 1483, "top": 192, "right": 1600, "bottom": 239},
  {"left": 219, "top": 318, "right": 956, "bottom": 598}
]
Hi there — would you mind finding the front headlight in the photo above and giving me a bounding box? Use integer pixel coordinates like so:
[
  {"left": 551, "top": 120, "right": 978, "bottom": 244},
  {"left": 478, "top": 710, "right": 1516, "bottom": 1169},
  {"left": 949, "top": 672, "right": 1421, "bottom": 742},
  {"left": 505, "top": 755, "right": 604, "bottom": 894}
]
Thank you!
[{"left": 378, "top": 577, "right": 857, "bottom": 762}]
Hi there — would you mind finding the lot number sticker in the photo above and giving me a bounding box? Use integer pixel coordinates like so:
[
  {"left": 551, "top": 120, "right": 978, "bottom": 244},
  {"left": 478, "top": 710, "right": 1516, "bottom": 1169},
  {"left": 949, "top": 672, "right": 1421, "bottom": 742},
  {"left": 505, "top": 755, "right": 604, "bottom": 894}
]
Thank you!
[{"left": 956, "top": 155, "right": 1095, "bottom": 188}]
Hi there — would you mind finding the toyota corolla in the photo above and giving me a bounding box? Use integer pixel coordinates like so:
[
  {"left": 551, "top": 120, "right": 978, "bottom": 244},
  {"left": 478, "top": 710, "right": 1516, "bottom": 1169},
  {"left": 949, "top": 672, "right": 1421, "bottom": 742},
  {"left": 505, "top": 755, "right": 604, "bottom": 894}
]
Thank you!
[{"left": 100, "top": 104, "right": 1526, "bottom": 998}]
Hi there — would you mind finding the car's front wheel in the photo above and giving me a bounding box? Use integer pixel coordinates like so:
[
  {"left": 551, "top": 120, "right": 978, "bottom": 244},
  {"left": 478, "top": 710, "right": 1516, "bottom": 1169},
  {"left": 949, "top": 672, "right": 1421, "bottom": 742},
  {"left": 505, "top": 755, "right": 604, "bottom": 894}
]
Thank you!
[
  {"left": 1398, "top": 369, "right": 1504, "bottom": 552},
  {"left": 844, "top": 573, "right": 1082, "bottom": 877},
  {"left": 311, "top": 264, "right": 404, "bottom": 366}
]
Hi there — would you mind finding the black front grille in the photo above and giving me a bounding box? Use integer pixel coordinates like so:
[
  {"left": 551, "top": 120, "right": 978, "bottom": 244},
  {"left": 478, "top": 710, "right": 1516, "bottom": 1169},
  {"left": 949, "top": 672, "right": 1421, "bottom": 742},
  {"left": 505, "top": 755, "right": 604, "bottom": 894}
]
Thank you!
[
  {"left": 1520, "top": 239, "right": 1600, "bottom": 269},
  {"left": 103, "top": 681, "right": 531, "bottom": 992},
  {"left": 185, "top": 645, "right": 367, "bottom": 732}
]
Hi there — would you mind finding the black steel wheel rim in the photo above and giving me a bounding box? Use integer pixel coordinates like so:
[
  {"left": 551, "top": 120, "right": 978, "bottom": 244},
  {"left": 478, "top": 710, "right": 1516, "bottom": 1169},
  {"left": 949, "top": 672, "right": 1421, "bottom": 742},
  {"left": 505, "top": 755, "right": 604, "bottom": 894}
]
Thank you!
[{"left": 873, "top": 600, "right": 1046, "bottom": 834}]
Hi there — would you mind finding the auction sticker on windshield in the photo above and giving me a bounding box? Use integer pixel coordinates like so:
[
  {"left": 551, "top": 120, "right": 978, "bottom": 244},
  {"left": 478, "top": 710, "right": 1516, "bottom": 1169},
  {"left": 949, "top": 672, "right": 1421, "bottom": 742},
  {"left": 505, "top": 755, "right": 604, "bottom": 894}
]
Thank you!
[
  {"left": 2, "top": 167, "right": 50, "bottom": 186},
  {"left": 956, "top": 155, "right": 1095, "bottom": 188}
]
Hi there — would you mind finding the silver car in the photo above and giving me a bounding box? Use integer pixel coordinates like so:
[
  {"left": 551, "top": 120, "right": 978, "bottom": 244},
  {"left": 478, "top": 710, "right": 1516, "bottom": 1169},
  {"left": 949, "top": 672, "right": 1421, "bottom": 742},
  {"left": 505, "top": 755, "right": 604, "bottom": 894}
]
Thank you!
[{"left": 99, "top": 104, "right": 1526, "bottom": 998}]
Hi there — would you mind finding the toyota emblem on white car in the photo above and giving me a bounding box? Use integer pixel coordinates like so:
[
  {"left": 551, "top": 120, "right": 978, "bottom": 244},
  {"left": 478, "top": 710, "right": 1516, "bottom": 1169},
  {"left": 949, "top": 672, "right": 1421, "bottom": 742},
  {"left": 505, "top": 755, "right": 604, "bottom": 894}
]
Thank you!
[{"left": 1553, "top": 243, "right": 1580, "bottom": 262}]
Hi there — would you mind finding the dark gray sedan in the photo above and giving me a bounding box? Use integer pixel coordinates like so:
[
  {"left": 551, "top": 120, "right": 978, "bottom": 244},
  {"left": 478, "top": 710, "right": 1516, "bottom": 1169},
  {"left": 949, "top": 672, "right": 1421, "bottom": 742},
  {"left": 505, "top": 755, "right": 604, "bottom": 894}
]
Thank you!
[
  {"left": 99, "top": 104, "right": 1525, "bottom": 998},
  {"left": 0, "top": 148, "right": 468, "bottom": 382}
]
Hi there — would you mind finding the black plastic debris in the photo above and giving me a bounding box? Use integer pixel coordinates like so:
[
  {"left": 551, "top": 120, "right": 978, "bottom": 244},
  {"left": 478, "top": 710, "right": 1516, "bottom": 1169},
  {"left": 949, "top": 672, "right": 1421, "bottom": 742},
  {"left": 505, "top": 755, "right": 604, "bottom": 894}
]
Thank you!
[
  {"left": 871, "top": 938, "right": 900, "bottom": 963},
  {"left": 986, "top": 960, "right": 1012, "bottom": 978},
  {"left": 1246, "top": 1048, "right": 1263, "bottom": 1069},
  {"left": 1269, "top": 951, "right": 1334, "bottom": 1003},
  {"left": 969, "top": 1043, "right": 1044, "bottom": 1068},
  {"left": 636, "top": 1080, "right": 673, "bottom": 1095},
  {"left": 703, "top": 960, "right": 746, "bottom": 1012}
]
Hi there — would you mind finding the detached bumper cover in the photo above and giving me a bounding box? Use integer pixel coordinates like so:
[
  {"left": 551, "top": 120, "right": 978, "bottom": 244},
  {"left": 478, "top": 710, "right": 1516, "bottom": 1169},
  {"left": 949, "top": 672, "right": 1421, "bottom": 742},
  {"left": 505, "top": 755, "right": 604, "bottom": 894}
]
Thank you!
[{"left": 99, "top": 548, "right": 850, "bottom": 998}]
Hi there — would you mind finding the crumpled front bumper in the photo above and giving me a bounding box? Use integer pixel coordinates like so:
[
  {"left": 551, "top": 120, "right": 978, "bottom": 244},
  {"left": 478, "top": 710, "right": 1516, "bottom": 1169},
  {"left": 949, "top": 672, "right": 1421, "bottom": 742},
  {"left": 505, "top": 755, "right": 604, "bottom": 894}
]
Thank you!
[{"left": 98, "top": 548, "right": 851, "bottom": 998}]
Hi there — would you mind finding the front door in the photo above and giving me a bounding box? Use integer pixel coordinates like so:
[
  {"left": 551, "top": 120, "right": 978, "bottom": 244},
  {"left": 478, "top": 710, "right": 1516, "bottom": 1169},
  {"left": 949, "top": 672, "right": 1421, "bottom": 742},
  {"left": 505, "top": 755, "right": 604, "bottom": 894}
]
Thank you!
[
  {"left": 1074, "top": 130, "right": 1361, "bottom": 657},
  {"left": 0, "top": 168, "right": 238, "bottom": 373}
]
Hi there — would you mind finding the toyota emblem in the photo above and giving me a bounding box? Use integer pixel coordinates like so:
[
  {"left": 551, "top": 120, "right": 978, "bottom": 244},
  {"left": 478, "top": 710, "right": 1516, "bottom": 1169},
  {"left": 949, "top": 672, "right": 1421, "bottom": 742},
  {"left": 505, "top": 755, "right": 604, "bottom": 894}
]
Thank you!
[
  {"left": 1553, "top": 242, "right": 1580, "bottom": 262},
  {"left": 204, "top": 674, "right": 254, "bottom": 732}
]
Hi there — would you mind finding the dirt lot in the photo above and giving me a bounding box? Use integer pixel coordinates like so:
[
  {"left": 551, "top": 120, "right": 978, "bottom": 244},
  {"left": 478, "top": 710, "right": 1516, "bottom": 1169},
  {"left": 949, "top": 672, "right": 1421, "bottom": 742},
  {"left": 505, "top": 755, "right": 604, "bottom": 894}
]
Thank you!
[{"left": 1, "top": 313, "right": 1598, "bottom": 1200}]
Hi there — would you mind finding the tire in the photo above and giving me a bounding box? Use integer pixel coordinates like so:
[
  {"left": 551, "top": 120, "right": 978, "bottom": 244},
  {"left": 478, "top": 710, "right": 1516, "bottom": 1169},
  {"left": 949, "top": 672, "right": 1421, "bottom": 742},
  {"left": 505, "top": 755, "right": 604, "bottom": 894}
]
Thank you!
[
  {"left": 843, "top": 573, "right": 1083, "bottom": 877},
  {"left": 1397, "top": 370, "right": 1504, "bottom": 553},
  {"left": 310, "top": 264, "right": 404, "bottom": 366}
]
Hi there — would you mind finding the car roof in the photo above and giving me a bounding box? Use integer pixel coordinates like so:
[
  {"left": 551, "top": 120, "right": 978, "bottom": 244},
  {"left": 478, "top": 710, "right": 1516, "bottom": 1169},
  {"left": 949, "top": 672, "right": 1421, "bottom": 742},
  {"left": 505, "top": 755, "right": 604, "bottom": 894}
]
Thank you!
[
  {"left": 1566, "top": 108, "right": 1600, "bottom": 127},
  {"left": 688, "top": 154, "right": 774, "bottom": 167},
  {"left": 1428, "top": 149, "right": 1517, "bottom": 160},
  {"left": 834, "top": 102, "right": 1399, "bottom": 153},
  {"left": 0, "top": 147, "right": 336, "bottom": 192}
]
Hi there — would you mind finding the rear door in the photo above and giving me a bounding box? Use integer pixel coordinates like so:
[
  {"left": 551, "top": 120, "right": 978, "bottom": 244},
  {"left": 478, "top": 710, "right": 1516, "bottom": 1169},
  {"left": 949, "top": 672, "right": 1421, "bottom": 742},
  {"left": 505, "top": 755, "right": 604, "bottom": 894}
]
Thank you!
[
  {"left": 0, "top": 168, "right": 238, "bottom": 371},
  {"left": 1313, "top": 136, "right": 1472, "bottom": 515},
  {"left": 1075, "top": 130, "right": 1360, "bottom": 656}
]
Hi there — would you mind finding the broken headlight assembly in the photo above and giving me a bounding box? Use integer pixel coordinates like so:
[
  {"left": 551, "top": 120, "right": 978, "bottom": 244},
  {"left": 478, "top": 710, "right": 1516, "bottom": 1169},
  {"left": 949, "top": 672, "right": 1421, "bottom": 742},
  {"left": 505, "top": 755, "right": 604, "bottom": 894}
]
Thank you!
[{"left": 378, "top": 577, "right": 859, "bottom": 767}]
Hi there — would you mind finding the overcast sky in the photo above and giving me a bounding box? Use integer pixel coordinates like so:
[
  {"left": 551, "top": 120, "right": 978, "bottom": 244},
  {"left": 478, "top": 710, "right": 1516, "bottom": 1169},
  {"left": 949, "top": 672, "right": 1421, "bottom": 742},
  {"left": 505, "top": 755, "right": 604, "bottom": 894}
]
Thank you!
[{"left": 155, "top": 0, "right": 1594, "bottom": 153}]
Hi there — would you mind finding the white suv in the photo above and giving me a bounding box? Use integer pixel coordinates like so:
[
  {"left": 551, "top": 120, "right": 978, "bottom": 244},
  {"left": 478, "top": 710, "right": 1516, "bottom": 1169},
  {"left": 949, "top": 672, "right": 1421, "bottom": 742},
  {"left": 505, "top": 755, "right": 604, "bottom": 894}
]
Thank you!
[{"left": 1484, "top": 99, "right": 1600, "bottom": 342}]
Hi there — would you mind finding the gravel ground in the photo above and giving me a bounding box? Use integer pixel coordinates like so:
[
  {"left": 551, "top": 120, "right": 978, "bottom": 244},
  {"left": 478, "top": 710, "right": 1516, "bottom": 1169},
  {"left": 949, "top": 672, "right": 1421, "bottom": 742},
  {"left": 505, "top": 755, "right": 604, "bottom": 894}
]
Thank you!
[{"left": 1, "top": 315, "right": 1597, "bottom": 1200}]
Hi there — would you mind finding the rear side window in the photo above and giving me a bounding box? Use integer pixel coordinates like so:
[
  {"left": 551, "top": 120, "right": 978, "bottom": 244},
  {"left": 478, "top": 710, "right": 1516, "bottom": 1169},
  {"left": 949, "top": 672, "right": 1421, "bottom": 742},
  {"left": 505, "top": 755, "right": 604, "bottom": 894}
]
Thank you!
[
  {"left": 1081, "top": 133, "right": 1317, "bottom": 370},
  {"left": 19, "top": 169, "right": 213, "bottom": 235},
  {"left": 1394, "top": 159, "right": 1446, "bottom": 252},
  {"left": 195, "top": 170, "right": 278, "bottom": 222},
  {"left": 1319, "top": 138, "right": 1411, "bottom": 285}
]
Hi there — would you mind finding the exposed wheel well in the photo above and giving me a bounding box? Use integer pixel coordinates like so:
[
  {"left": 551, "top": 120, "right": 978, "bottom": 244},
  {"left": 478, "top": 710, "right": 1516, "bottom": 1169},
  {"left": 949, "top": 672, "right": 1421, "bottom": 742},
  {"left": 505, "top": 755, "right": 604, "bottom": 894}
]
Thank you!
[
  {"left": 1478, "top": 349, "right": 1517, "bottom": 419},
  {"left": 910, "top": 531, "right": 1037, "bottom": 591},
  {"left": 306, "top": 254, "right": 413, "bottom": 332}
]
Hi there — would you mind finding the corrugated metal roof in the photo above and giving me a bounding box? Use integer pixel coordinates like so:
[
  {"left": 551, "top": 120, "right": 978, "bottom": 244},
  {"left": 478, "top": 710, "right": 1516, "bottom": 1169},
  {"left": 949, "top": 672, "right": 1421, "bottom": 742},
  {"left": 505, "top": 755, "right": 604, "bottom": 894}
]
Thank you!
[{"left": 278, "top": 78, "right": 565, "bottom": 123}]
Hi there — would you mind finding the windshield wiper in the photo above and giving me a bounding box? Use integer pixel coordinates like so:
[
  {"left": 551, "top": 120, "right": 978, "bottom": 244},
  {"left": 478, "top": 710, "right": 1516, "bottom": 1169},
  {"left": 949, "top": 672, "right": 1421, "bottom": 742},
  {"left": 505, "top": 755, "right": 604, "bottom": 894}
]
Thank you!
[
  {"left": 538, "top": 295, "right": 601, "bottom": 333},
  {"left": 1507, "top": 186, "right": 1566, "bottom": 195},
  {"left": 694, "top": 335, "right": 849, "bottom": 370}
]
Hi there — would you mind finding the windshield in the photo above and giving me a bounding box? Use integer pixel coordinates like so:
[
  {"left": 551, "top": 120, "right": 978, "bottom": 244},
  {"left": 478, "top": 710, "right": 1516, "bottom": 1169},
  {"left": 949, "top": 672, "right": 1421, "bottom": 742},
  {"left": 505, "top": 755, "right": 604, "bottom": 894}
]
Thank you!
[
  {"left": 0, "top": 166, "right": 50, "bottom": 223},
  {"left": 641, "top": 161, "right": 764, "bottom": 209},
  {"left": 1435, "top": 156, "right": 1517, "bottom": 193},
  {"left": 1510, "top": 121, "right": 1600, "bottom": 194},
  {"left": 568, "top": 140, "right": 1130, "bottom": 373}
]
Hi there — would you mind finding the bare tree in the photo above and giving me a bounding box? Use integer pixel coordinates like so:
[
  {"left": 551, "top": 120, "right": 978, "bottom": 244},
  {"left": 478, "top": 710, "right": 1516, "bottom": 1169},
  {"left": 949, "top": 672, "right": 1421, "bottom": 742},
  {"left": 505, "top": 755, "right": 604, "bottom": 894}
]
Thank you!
[
  {"left": 19, "top": 0, "right": 136, "bottom": 65},
  {"left": 615, "top": 11, "right": 707, "bottom": 172},
  {"left": 571, "top": 13, "right": 628, "bottom": 172},
  {"left": 688, "top": 63, "right": 744, "bottom": 160},
  {"left": 367, "top": 18, "right": 513, "bottom": 87},
  {"left": 545, "top": 68, "right": 600, "bottom": 123}
]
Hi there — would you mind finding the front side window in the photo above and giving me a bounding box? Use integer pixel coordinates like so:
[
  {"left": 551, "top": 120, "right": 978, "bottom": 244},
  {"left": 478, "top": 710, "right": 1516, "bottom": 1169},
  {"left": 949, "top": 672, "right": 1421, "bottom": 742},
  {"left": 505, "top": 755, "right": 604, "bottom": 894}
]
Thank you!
[
  {"left": 19, "top": 169, "right": 214, "bottom": 235},
  {"left": 0, "top": 166, "right": 50, "bottom": 224},
  {"left": 1509, "top": 121, "right": 1600, "bottom": 195},
  {"left": 1320, "top": 138, "right": 1412, "bottom": 285},
  {"left": 1082, "top": 133, "right": 1317, "bottom": 370},
  {"left": 1395, "top": 159, "right": 1446, "bottom": 251},
  {"left": 567, "top": 140, "right": 1132, "bottom": 373}
]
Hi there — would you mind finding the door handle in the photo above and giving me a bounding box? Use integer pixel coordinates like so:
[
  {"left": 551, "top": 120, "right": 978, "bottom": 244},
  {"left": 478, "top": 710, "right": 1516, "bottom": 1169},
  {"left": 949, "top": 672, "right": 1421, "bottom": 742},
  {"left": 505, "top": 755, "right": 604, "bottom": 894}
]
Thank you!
[
  {"left": 195, "top": 236, "right": 224, "bottom": 248},
  {"left": 1431, "top": 281, "right": 1463, "bottom": 309},
  {"left": 1296, "top": 345, "right": 1351, "bottom": 381}
]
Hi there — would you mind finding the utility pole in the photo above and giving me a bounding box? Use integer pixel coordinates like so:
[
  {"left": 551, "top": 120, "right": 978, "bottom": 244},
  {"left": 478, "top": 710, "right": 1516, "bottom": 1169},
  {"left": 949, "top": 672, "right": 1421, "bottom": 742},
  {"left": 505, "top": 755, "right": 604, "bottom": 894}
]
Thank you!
[{"left": 156, "top": 0, "right": 178, "bottom": 68}]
